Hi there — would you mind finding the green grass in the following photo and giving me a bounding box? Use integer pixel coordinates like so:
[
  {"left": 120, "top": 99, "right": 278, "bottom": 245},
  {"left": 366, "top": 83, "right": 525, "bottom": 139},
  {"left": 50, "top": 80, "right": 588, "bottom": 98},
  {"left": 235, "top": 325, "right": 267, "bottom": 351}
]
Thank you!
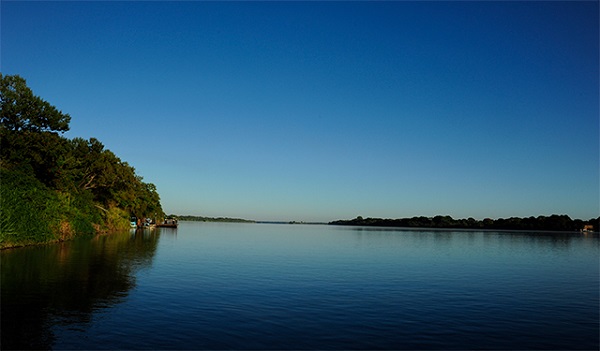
[
  {"left": 0, "top": 170, "right": 58, "bottom": 247},
  {"left": 0, "top": 168, "right": 113, "bottom": 248}
]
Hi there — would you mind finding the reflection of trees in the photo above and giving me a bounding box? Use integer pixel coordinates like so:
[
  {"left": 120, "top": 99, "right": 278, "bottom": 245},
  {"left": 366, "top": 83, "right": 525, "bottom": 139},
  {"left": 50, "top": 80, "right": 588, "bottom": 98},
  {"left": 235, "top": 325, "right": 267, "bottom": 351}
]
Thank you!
[
  {"left": 346, "top": 226, "right": 588, "bottom": 253},
  {"left": 1, "top": 230, "right": 160, "bottom": 350}
]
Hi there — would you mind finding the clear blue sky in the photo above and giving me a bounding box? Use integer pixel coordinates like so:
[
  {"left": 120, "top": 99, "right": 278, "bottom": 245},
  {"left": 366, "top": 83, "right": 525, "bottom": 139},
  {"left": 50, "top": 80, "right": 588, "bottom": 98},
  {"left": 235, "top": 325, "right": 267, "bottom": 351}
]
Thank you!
[{"left": 2, "top": 1, "right": 598, "bottom": 222}]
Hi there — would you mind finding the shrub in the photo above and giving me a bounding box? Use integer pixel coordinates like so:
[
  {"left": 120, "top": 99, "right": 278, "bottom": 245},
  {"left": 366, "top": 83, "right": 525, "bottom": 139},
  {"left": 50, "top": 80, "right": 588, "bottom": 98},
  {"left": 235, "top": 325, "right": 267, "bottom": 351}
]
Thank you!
[{"left": 0, "top": 168, "right": 60, "bottom": 247}]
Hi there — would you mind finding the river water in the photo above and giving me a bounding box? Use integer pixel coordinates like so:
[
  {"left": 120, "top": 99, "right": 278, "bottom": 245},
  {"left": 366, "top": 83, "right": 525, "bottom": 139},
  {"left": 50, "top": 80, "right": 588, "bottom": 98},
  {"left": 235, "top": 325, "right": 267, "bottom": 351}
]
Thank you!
[{"left": 2, "top": 222, "right": 598, "bottom": 350}]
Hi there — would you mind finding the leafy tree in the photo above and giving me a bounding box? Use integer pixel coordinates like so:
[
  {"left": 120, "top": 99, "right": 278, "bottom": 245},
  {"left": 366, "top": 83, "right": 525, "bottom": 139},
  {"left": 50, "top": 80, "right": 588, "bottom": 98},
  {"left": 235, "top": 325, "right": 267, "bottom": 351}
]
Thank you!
[
  {"left": 433, "top": 215, "right": 454, "bottom": 228},
  {"left": 0, "top": 74, "right": 70, "bottom": 133},
  {"left": 1, "top": 130, "right": 69, "bottom": 185}
]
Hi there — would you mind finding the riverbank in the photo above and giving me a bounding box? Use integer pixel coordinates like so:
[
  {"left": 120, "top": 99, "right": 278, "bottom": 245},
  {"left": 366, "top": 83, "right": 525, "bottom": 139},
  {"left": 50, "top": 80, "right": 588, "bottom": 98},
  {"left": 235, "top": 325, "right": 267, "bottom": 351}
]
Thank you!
[{"left": 0, "top": 171, "right": 130, "bottom": 250}]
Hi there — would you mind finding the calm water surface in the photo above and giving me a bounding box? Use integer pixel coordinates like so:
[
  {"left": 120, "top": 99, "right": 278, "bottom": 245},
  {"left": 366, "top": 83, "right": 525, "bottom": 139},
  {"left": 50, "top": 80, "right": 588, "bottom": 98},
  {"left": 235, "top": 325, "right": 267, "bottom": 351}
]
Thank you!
[{"left": 2, "top": 222, "right": 598, "bottom": 350}]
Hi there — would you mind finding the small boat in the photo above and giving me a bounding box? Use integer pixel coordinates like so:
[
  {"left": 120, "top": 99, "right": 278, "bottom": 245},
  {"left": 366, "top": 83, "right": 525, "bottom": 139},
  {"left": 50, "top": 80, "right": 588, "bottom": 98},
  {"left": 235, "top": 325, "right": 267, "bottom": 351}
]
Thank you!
[
  {"left": 581, "top": 224, "right": 595, "bottom": 233},
  {"left": 157, "top": 218, "right": 178, "bottom": 228},
  {"left": 131, "top": 217, "right": 157, "bottom": 229},
  {"left": 142, "top": 218, "right": 156, "bottom": 229}
]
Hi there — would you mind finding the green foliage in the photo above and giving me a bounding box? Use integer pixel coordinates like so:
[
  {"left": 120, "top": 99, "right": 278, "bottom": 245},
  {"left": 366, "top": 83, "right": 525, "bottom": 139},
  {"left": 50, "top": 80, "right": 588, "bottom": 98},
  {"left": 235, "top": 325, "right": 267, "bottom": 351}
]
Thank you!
[
  {"left": 0, "top": 74, "right": 71, "bottom": 133},
  {"left": 0, "top": 74, "right": 163, "bottom": 247},
  {"left": 103, "top": 206, "right": 130, "bottom": 232},
  {"left": 0, "top": 130, "right": 70, "bottom": 187},
  {"left": 330, "top": 214, "right": 599, "bottom": 232},
  {"left": 0, "top": 169, "right": 60, "bottom": 247}
]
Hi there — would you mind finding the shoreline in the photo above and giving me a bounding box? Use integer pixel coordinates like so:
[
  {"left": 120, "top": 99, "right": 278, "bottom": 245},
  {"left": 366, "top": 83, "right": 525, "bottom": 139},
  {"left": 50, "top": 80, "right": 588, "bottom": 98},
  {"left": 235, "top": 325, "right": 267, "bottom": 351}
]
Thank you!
[{"left": 4, "top": 220, "right": 597, "bottom": 250}]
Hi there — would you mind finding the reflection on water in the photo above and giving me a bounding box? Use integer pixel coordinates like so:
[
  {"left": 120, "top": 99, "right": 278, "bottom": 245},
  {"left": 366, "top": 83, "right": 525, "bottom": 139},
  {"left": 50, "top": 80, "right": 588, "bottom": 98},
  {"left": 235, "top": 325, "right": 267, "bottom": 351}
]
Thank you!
[
  {"left": 347, "top": 226, "right": 596, "bottom": 255},
  {"left": 1, "top": 229, "right": 160, "bottom": 350},
  {"left": 1, "top": 223, "right": 598, "bottom": 350}
]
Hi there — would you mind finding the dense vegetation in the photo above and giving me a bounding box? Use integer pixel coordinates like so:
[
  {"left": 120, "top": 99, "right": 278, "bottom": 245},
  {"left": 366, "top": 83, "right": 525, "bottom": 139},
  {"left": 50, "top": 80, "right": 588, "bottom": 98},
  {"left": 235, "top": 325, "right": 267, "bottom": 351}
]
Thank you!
[
  {"left": 175, "top": 215, "right": 255, "bottom": 223},
  {"left": 0, "top": 74, "right": 163, "bottom": 248},
  {"left": 330, "top": 215, "right": 598, "bottom": 232}
]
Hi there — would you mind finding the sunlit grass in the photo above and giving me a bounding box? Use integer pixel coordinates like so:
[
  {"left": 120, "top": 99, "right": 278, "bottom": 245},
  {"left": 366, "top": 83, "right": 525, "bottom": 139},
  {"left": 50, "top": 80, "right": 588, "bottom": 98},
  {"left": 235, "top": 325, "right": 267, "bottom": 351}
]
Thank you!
[{"left": 0, "top": 168, "right": 120, "bottom": 248}]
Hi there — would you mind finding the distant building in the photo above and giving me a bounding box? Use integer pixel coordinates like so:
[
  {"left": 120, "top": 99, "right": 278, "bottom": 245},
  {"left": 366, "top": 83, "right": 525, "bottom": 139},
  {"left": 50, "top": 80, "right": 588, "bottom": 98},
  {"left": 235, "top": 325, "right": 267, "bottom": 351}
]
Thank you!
[{"left": 582, "top": 224, "right": 594, "bottom": 232}]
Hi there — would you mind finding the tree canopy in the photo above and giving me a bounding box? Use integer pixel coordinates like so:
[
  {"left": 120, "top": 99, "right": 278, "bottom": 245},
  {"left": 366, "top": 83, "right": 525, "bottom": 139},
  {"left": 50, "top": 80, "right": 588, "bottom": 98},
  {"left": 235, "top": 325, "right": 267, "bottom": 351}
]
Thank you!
[{"left": 0, "top": 74, "right": 71, "bottom": 133}]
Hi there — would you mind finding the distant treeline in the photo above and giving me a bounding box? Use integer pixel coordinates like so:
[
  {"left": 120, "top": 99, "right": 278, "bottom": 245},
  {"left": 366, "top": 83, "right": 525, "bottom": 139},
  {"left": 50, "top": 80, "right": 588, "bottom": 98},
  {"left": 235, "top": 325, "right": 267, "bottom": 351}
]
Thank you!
[
  {"left": 175, "top": 215, "right": 255, "bottom": 223},
  {"left": 330, "top": 215, "right": 599, "bottom": 232}
]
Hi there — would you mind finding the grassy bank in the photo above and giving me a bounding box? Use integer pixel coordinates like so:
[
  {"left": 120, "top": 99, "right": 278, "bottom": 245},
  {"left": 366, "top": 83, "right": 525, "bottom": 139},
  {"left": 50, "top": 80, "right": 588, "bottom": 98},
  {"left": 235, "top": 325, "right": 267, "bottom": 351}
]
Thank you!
[{"left": 0, "top": 168, "right": 130, "bottom": 249}]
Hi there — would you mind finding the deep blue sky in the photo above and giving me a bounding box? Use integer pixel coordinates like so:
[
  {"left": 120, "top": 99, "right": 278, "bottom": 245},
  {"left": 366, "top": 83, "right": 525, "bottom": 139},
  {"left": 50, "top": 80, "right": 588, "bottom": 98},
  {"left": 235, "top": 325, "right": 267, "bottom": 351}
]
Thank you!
[{"left": 2, "top": 1, "right": 598, "bottom": 221}]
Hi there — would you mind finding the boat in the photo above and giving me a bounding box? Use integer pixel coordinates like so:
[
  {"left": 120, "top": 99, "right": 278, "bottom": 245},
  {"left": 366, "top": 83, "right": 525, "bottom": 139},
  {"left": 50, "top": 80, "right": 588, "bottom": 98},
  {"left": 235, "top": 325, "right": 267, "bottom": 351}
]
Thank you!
[
  {"left": 131, "top": 217, "right": 158, "bottom": 229},
  {"left": 142, "top": 217, "right": 156, "bottom": 229},
  {"left": 581, "top": 224, "right": 595, "bottom": 233},
  {"left": 157, "top": 218, "right": 178, "bottom": 228},
  {"left": 130, "top": 217, "right": 138, "bottom": 228}
]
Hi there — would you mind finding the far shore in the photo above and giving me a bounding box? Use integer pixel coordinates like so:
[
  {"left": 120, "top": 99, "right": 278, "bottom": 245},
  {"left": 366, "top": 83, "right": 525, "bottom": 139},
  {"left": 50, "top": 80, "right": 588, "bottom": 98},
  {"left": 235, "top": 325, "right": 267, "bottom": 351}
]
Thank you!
[{"left": 174, "top": 213, "right": 598, "bottom": 233}]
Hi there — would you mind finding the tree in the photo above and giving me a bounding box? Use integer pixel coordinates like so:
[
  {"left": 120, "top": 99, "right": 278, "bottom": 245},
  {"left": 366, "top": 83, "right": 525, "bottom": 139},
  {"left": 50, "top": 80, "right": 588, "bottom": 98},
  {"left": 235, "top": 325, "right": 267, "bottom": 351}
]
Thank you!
[
  {"left": 0, "top": 127, "right": 70, "bottom": 186},
  {"left": 0, "top": 74, "right": 71, "bottom": 133},
  {"left": 433, "top": 215, "right": 454, "bottom": 228}
]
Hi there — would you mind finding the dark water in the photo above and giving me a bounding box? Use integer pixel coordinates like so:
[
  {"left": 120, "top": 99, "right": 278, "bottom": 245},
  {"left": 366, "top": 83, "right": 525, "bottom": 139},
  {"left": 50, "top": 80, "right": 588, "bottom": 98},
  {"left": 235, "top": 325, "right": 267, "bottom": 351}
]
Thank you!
[{"left": 2, "top": 222, "right": 598, "bottom": 350}]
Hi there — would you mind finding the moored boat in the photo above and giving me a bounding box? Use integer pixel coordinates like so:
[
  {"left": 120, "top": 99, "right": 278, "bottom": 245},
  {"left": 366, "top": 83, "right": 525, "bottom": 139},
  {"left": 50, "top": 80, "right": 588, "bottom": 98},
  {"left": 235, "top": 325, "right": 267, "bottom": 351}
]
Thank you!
[{"left": 157, "top": 218, "right": 178, "bottom": 228}]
